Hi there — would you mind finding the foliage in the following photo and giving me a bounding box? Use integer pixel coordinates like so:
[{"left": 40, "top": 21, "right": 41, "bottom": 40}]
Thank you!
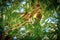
[{"left": 0, "top": 0, "right": 60, "bottom": 40}]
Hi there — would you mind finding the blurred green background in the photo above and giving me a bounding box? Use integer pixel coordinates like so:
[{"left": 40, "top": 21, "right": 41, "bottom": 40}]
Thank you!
[{"left": 0, "top": 0, "right": 60, "bottom": 40}]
